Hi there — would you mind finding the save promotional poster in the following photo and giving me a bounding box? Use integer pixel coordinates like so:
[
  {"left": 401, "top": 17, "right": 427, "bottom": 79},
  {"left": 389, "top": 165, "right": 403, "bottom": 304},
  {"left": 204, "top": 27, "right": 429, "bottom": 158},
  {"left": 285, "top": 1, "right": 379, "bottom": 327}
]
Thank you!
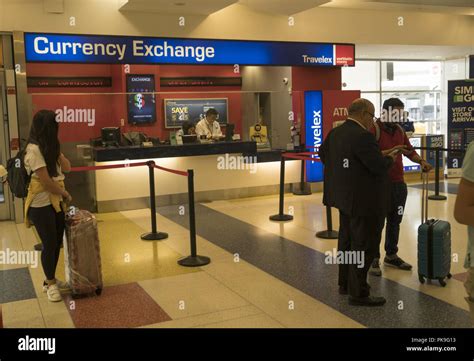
[
  {"left": 24, "top": 33, "right": 355, "bottom": 67},
  {"left": 164, "top": 99, "right": 228, "bottom": 128}
]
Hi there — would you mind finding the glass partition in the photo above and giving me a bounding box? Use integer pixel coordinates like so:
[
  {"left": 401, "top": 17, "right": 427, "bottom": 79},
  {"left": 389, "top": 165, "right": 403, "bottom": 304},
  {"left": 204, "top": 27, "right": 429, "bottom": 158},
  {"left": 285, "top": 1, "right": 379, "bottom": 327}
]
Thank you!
[{"left": 343, "top": 60, "right": 444, "bottom": 136}]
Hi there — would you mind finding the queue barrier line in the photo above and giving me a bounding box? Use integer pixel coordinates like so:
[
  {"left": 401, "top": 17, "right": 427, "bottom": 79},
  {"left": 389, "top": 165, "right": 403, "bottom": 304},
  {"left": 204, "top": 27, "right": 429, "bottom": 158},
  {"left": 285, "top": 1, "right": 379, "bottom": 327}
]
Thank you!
[
  {"left": 69, "top": 159, "right": 210, "bottom": 267},
  {"left": 412, "top": 146, "right": 467, "bottom": 201},
  {"left": 284, "top": 152, "right": 315, "bottom": 197},
  {"left": 153, "top": 164, "right": 188, "bottom": 177},
  {"left": 70, "top": 161, "right": 149, "bottom": 172},
  {"left": 282, "top": 153, "right": 319, "bottom": 162},
  {"left": 269, "top": 151, "right": 338, "bottom": 239},
  {"left": 294, "top": 151, "right": 319, "bottom": 156}
]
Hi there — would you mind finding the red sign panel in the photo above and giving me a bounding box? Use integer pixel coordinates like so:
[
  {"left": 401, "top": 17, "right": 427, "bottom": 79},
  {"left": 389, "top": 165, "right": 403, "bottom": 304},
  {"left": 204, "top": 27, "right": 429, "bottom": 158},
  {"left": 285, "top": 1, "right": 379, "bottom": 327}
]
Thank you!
[
  {"left": 322, "top": 90, "right": 361, "bottom": 140},
  {"left": 160, "top": 77, "right": 242, "bottom": 87},
  {"left": 27, "top": 77, "right": 112, "bottom": 88},
  {"left": 335, "top": 45, "right": 355, "bottom": 67}
]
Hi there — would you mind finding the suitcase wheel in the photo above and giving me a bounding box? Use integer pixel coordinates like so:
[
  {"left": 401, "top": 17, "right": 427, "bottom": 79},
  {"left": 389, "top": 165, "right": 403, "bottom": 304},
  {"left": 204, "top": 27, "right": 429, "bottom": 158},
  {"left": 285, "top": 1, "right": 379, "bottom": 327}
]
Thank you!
[
  {"left": 418, "top": 274, "right": 425, "bottom": 284},
  {"left": 438, "top": 278, "right": 447, "bottom": 287},
  {"left": 95, "top": 288, "right": 102, "bottom": 296},
  {"left": 447, "top": 273, "right": 452, "bottom": 279}
]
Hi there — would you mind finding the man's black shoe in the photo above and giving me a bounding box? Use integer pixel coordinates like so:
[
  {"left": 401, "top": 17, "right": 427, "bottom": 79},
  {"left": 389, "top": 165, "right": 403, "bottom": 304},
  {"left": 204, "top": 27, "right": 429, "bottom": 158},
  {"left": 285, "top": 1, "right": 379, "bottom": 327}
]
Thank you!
[
  {"left": 384, "top": 255, "right": 412, "bottom": 270},
  {"left": 34, "top": 243, "right": 43, "bottom": 251},
  {"left": 348, "top": 295, "right": 386, "bottom": 307},
  {"left": 339, "top": 286, "right": 348, "bottom": 295}
]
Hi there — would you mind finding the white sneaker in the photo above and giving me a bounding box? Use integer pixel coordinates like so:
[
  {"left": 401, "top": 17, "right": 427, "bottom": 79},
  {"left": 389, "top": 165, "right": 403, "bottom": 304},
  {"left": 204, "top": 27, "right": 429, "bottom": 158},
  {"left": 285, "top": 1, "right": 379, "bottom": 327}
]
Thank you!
[
  {"left": 43, "top": 280, "right": 71, "bottom": 293},
  {"left": 46, "top": 284, "right": 62, "bottom": 302}
]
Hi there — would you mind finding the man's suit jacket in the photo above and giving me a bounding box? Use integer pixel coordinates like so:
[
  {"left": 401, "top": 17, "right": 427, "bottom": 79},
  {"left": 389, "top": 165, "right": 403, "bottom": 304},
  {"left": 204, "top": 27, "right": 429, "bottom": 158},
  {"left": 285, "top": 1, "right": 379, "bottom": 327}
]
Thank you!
[{"left": 319, "top": 119, "right": 393, "bottom": 217}]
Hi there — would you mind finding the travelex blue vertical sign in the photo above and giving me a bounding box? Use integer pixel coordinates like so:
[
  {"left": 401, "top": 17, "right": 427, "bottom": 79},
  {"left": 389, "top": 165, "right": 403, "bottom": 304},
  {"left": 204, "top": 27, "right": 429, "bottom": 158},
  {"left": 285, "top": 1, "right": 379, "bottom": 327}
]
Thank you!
[
  {"left": 305, "top": 91, "right": 323, "bottom": 182},
  {"left": 23, "top": 33, "right": 353, "bottom": 66}
]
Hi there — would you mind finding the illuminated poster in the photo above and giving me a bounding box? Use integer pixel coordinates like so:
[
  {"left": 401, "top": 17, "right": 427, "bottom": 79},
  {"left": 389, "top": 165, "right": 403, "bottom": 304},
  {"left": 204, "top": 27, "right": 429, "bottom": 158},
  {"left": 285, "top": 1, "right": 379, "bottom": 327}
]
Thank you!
[
  {"left": 126, "top": 74, "right": 156, "bottom": 124},
  {"left": 403, "top": 137, "right": 421, "bottom": 172},
  {"left": 447, "top": 79, "right": 474, "bottom": 177},
  {"left": 304, "top": 91, "right": 323, "bottom": 182},
  {"left": 164, "top": 98, "right": 228, "bottom": 128}
]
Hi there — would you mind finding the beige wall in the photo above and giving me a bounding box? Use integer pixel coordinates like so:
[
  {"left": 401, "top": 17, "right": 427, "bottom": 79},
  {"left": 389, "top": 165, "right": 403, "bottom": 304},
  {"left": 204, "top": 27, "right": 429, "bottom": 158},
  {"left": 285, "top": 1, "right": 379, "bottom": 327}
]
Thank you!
[
  {"left": 0, "top": 0, "right": 472, "bottom": 46},
  {"left": 94, "top": 155, "right": 301, "bottom": 201}
]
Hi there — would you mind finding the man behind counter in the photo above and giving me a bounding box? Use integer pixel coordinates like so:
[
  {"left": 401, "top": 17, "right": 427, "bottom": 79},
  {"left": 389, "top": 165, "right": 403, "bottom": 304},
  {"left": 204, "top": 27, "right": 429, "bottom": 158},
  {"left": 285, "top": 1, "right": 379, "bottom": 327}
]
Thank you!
[{"left": 196, "top": 108, "right": 223, "bottom": 140}]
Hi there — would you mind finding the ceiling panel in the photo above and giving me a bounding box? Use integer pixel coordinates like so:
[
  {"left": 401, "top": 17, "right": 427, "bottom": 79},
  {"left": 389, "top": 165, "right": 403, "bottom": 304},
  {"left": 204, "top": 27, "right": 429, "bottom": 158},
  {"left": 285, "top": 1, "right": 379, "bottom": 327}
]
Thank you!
[
  {"left": 119, "top": 0, "right": 473, "bottom": 16},
  {"left": 119, "top": 0, "right": 238, "bottom": 15},
  {"left": 373, "top": 0, "right": 474, "bottom": 7},
  {"left": 356, "top": 44, "right": 473, "bottom": 60},
  {"left": 322, "top": 0, "right": 474, "bottom": 15},
  {"left": 238, "top": 0, "right": 331, "bottom": 15}
]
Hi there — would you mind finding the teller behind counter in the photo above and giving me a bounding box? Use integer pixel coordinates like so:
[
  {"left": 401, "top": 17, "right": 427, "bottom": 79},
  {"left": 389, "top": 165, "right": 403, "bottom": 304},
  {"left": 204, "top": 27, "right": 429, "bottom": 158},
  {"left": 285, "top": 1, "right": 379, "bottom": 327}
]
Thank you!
[
  {"left": 92, "top": 120, "right": 253, "bottom": 163},
  {"left": 195, "top": 108, "right": 225, "bottom": 141},
  {"left": 95, "top": 114, "right": 236, "bottom": 150}
]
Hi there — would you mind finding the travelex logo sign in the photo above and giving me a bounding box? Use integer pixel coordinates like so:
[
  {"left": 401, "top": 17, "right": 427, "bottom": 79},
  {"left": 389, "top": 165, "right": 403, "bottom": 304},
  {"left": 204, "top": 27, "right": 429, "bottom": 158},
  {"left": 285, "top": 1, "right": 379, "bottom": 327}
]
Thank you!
[
  {"left": 305, "top": 91, "right": 323, "bottom": 182},
  {"left": 24, "top": 33, "right": 354, "bottom": 66}
]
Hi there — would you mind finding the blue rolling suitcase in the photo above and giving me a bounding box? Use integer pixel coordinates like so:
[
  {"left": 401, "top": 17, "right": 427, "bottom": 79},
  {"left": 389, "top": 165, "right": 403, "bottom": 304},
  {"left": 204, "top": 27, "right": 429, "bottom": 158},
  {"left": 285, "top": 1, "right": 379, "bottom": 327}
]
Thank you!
[{"left": 417, "top": 172, "right": 452, "bottom": 287}]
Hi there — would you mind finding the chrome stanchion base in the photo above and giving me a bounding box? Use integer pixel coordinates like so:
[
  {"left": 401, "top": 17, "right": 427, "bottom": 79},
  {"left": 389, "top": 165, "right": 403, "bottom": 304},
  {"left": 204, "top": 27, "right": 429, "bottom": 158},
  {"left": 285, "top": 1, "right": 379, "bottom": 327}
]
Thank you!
[
  {"left": 292, "top": 183, "right": 312, "bottom": 196},
  {"left": 269, "top": 214, "right": 294, "bottom": 221},
  {"left": 178, "top": 255, "right": 211, "bottom": 267},
  {"left": 141, "top": 232, "right": 169, "bottom": 241},
  {"left": 428, "top": 195, "right": 447, "bottom": 201},
  {"left": 316, "top": 230, "right": 339, "bottom": 239}
]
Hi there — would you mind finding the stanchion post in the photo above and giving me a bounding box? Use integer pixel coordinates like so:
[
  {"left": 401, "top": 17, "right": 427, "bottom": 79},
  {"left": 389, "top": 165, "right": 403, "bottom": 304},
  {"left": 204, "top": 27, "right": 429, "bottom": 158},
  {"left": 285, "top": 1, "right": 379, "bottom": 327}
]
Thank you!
[
  {"left": 141, "top": 161, "right": 169, "bottom": 241},
  {"left": 269, "top": 155, "right": 294, "bottom": 221},
  {"left": 316, "top": 205, "right": 339, "bottom": 239},
  {"left": 293, "top": 158, "right": 312, "bottom": 196},
  {"left": 428, "top": 148, "right": 447, "bottom": 201},
  {"left": 178, "top": 169, "right": 211, "bottom": 267}
]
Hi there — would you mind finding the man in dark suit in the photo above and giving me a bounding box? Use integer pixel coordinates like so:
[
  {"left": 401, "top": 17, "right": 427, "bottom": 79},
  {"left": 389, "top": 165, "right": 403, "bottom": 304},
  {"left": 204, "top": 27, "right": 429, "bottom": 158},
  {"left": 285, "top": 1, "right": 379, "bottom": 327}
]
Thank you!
[{"left": 319, "top": 98, "right": 397, "bottom": 307}]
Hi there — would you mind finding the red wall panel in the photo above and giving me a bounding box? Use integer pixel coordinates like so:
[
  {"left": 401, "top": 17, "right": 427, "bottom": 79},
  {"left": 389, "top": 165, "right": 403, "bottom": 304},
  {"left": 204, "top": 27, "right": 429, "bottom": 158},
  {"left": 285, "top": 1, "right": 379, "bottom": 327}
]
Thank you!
[
  {"left": 291, "top": 66, "right": 341, "bottom": 91},
  {"left": 28, "top": 63, "right": 242, "bottom": 142},
  {"left": 322, "top": 90, "right": 361, "bottom": 139}
]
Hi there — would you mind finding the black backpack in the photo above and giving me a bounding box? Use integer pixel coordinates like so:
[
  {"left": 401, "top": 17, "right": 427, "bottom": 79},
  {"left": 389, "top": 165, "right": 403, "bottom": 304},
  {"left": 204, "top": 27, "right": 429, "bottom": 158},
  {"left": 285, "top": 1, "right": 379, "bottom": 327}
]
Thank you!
[{"left": 6, "top": 148, "right": 31, "bottom": 198}]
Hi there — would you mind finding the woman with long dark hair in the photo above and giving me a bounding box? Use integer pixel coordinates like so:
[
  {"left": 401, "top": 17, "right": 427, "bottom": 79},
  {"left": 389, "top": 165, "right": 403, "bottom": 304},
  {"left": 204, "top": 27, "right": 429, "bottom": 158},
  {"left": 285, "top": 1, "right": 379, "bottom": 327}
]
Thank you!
[{"left": 24, "top": 110, "right": 72, "bottom": 302}]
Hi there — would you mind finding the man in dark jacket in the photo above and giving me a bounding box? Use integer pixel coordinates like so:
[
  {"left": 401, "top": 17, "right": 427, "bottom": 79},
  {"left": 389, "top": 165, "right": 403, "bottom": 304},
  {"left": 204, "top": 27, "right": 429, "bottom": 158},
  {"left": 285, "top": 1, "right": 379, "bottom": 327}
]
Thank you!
[{"left": 319, "top": 98, "right": 397, "bottom": 307}]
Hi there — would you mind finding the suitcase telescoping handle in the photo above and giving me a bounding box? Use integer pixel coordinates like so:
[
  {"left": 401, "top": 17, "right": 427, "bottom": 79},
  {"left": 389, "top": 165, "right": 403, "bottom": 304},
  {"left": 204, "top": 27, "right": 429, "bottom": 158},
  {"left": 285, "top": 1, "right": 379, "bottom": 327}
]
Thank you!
[{"left": 421, "top": 171, "right": 429, "bottom": 223}]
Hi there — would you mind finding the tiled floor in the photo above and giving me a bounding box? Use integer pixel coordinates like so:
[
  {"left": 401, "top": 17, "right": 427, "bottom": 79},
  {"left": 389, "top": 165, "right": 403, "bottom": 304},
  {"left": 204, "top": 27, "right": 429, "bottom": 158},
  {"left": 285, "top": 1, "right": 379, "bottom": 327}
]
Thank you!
[{"left": 0, "top": 180, "right": 472, "bottom": 328}]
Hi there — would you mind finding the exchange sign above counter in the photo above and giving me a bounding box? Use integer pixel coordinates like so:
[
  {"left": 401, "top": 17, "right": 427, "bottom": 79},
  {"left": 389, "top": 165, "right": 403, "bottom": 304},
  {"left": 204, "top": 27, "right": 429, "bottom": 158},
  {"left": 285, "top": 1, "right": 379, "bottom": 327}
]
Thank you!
[{"left": 24, "top": 33, "right": 355, "bottom": 67}]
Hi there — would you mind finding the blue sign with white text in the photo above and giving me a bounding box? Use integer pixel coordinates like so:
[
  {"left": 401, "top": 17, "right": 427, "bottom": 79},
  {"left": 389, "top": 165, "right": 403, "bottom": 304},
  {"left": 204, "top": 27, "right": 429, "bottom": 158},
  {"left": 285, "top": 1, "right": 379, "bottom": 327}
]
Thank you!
[
  {"left": 305, "top": 91, "right": 324, "bottom": 182},
  {"left": 24, "top": 33, "right": 352, "bottom": 67}
]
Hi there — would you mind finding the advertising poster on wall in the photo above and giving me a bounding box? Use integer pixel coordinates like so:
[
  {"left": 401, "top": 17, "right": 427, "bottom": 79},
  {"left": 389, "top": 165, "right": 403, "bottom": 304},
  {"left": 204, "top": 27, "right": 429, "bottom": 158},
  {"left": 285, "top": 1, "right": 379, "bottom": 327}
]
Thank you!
[
  {"left": 164, "top": 98, "right": 228, "bottom": 128},
  {"left": 425, "top": 134, "right": 444, "bottom": 169},
  {"left": 403, "top": 137, "right": 422, "bottom": 172},
  {"left": 126, "top": 74, "right": 156, "bottom": 125},
  {"left": 447, "top": 79, "right": 474, "bottom": 177}
]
